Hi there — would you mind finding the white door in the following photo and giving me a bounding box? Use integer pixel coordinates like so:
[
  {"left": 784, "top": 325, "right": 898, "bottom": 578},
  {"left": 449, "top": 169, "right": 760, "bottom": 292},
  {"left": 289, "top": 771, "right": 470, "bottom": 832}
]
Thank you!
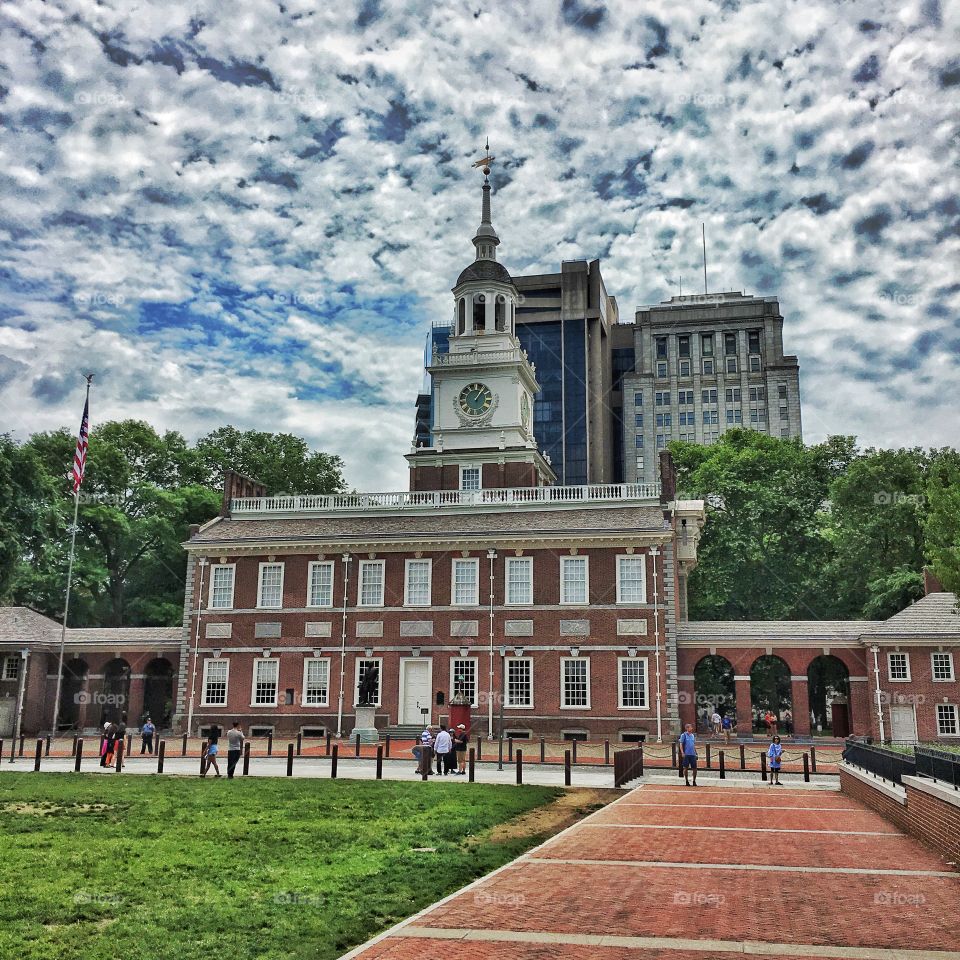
[
  {"left": 0, "top": 699, "right": 14, "bottom": 738},
  {"left": 401, "top": 660, "right": 432, "bottom": 725},
  {"left": 890, "top": 705, "right": 918, "bottom": 743}
]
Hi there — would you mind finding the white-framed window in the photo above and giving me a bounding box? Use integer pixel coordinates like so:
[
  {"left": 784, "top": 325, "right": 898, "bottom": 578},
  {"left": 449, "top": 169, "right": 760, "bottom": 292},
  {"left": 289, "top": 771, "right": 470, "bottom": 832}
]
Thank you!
[
  {"left": 702, "top": 358, "right": 715, "bottom": 375},
  {"left": 358, "top": 560, "right": 385, "bottom": 607},
  {"left": 636, "top": 455, "right": 644, "bottom": 471},
  {"left": 404, "top": 559, "right": 432, "bottom": 607},
  {"left": 725, "top": 356, "right": 738, "bottom": 374},
  {"left": 701, "top": 388, "right": 718, "bottom": 404},
  {"left": 451, "top": 657, "right": 478, "bottom": 706},
  {"left": 560, "top": 556, "right": 589, "bottom": 605},
  {"left": 655, "top": 391, "right": 670, "bottom": 406},
  {"left": 633, "top": 390, "right": 643, "bottom": 406},
  {"left": 251, "top": 658, "right": 279, "bottom": 706},
  {"left": 561, "top": 657, "right": 590, "bottom": 709},
  {"left": 635, "top": 435, "right": 644, "bottom": 448},
  {"left": 208, "top": 563, "right": 235, "bottom": 609},
  {"left": 679, "top": 359, "right": 691, "bottom": 377},
  {"left": 460, "top": 465, "right": 481, "bottom": 491},
  {"left": 451, "top": 558, "right": 479, "bottom": 606},
  {"left": 936, "top": 704, "right": 958, "bottom": 736},
  {"left": 678, "top": 389, "right": 694, "bottom": 405},
  {"left": 656, "top": 360, "right": 668, "bottom": 377},
  {"left": 932, "top": 653, "right": 955, "bottom": 682},
  {"left": 3, "top": 655, "right": 21, "bottom": 681},
  {"left": 202, "top": 658, "right": 229, "bottom": 706},
  {"left": 616, "top": 555, "right": 647, "bottom": 604},
  {"left": 749, "top": 355, "right": 762, "bottom": 372},
  {"left": 257, "top": 562, "right": 284, "bottom": 609},
  {"left": 618, "top": 657, "right": 649, "bottom": 709},
  {"left": 635, "top": 413, "right": 643, "bottom": 427},
  {"left": 505, "top": 557, "right": 533, "bottom": 605},
  {"left": 307, "top": 561, "right": 334, "bottom": 608},
  {"left": 506, "top": 657, "right": 533, "bottom": 708},
  {"left": 303, "top": 658, "right": 330, "bottom": 706},
  {"left": 888, "top": 652, "right": 911, "bottom": 682},
  {"left": 355, "top": 657, "right": 382, "bottom": 707}
]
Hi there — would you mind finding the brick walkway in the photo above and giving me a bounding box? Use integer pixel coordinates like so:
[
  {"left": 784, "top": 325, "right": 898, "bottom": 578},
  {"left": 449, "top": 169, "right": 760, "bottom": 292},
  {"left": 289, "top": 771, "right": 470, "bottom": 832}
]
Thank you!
[{"left": 341, "top": 782, "right": 960, "bottom": 960}]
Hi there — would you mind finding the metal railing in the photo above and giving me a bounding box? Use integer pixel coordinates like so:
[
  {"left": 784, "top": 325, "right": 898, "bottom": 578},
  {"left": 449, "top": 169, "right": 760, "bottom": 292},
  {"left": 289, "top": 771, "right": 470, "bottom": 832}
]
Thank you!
[
  {"left": 914, "top": 746, "right": 960, "bottom": 790},
  {"left": 231, "top": 482, "right": 661, "bottom": 515},
  {"left": 842, "top": 738, "right": 916, "bottom": 786}
]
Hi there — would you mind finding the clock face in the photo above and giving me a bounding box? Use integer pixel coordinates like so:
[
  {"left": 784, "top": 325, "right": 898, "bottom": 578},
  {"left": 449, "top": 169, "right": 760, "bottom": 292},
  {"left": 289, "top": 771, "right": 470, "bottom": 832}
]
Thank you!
[
  {"left": 520, "top": 393, "right": 530, "bottom": 429},
  {"left": 459, "top": 382, "right": 493, "bottom": 417}
]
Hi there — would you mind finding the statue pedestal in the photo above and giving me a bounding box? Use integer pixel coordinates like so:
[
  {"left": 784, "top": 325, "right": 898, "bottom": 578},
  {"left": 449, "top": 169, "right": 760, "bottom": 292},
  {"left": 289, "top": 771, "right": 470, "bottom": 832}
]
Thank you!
[{"left": 350, "top": 704, "right": 379, "bottom": 744}]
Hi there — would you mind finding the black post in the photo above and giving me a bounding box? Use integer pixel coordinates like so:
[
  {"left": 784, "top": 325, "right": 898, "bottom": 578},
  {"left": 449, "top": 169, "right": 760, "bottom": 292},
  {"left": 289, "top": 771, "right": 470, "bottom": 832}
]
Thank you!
[
  {"left": 375, "top": 745, "right": 383, "bottom": 780},
  {"left": 355, "top": 733, "right": 361, "bottom": 757},
  {"left": 385, "top": 734, "right": 391, "bottom": 758},
  {"left": 706, "top": 743, "right": 712, "bottom": 769},
  {"left": 572, "top": 739, "right": 578, "bottom": 764},
  {"left": 331, "top": 744, "right": 339, "bottom": 779},
  {"left": 8, "top": 737, "right": 15, "bottom": 761},
  {"left": 74, "top": 738, "right": 83, "bottom": 771},
  {"left": 540, "top": 737, "right": 545, "bottom": 763},
  {"left": 200, "top": 740, "right": 208, "bottom": 776},
  {"left": 761, "top": 752, "right": 768, "bottom": 782},
  {"left": 810, "top": 746, "right": 817, "bottom": 773},
  {"left": 476, "top": 736, "right": 482, "bottom": 761},
  {"left": 126, "top": 734, "right": 132, "bottom": 756},
  {"left": 157, "top": 740, "right": 166, "bottom": 774},
  {"left": 115, "top": 738, "right": 124, "bottom": 773},
  {"left": 564, "top": 749, "right": 571, "bottom": 786},
  {"left": 498, "top": 738, "right": 503, "bottom": 767},
  {"left": 267, "top": 732, "right": 273, "bottom": 757},
  {"left": 72, "top": 734, "right": 78, "bottom": 757},
  {"left": 803, "top": 752, "right": 810, "bottom": 783},
  {"left": 296, "top": 732, "right": 302, "bottom": 757},
  {"left": 638, "top": 745, "right": 644, "bottom": 777},
  {"left": 678, "top": 746, "right": 684, "bottom": 778},
  {"left": 242, "top": 740, "right": 251, "bottom": 776},
  {"left": 325, "top": 732, "right": 331, "bottom": 756},
  {"left": 181, "top": 733, "right": 187, "bottom": 757},
  {"left": 671, "top": 742, "right": 677, "bottom": 767},
  {"left": 285, "top": 743, "right": 294, "bottom": 777},
  {"left": 604, "top": 739, "right": 610, "bottom": 765},
  {"left": 19, "top": 734, "right": 24, "bottom": 757},
  {"left": 719, "top": 749, "right": 726, "bottom": 780},
  {"left": 468, "top": 747, "right": 475, "bottom": 782},
  {"left": 515, "top": 749, "right": 522, "bottom": 784},
  {"left": 33, "top": 738, "right": 42, "bottom": 772},
  {"left": 45, "top": 735, "right": 51, "bottom": 757},
  {"left": 419, "top": 744, "right": 427, "bottom": 782},
  {"left": 508, "top": 737, "right": 514, "bottom": 762},
  {"left": 740, "top": 744, "right": 746, "bottom": 770}
]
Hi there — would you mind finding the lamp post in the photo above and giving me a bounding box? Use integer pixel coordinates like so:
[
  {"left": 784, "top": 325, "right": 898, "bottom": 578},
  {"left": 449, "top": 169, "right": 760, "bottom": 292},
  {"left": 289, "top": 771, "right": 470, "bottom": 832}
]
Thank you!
[
  {"left": 336, "top": 553, "right": 353, "bottom": 738},
  {"left": 487, "top": 548, "right": 497, "bottom": 739},
  {"left": 870, "top": 645, "right": 885, "bottom": 742},
  {"left": 185, "top": 557, "right": 208, "bottom": 737}
]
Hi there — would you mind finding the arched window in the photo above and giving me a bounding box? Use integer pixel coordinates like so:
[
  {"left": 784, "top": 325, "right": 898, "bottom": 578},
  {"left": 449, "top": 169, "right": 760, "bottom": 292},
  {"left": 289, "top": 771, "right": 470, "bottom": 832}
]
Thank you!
[
  {"left": 473, "top": 294, "right": 486, "bottom": 332},
  {"left": 495, "top": 295, "right": 505, "bottom": 331},
  {"left": 458, "top": 298, "right": 466, "bottom": 335}
]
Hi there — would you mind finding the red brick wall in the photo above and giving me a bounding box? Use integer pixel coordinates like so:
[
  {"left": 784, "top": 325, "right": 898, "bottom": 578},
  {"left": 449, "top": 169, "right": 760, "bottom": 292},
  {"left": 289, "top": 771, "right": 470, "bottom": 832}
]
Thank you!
[
  {"left": 839, "top": 768, "right": 911, "bottom": 833},
  {"left": 409, "top": 460, "right": 540, "bottom": 491}
]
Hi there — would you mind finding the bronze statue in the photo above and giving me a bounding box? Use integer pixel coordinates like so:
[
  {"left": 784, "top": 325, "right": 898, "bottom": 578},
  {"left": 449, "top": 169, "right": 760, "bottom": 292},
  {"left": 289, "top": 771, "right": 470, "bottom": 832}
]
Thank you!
[{"left": 357, "top": 665, "right": 379, "bottom": 705}]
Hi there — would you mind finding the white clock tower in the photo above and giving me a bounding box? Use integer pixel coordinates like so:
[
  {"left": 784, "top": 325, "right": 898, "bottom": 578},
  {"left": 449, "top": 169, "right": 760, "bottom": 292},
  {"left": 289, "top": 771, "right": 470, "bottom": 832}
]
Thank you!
[{"left": 407, "top": 147, "right": 555, "bottom": 492}]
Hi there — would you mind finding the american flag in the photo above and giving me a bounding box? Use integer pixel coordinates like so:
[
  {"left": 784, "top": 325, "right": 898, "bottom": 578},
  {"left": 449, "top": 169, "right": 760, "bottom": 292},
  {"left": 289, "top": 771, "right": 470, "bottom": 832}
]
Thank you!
[{"left": 70, "top": 396, "right": 90, "bottom": 494}]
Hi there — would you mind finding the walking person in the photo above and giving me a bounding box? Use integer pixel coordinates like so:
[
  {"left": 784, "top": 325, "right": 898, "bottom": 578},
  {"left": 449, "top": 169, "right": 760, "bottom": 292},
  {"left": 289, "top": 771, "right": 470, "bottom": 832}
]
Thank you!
[
  {"left": 768, "top": 735, "right": 783, "bottom": 785},
  {"left": 416, "top": 725, "right": 434, "bottom": 775},
  {"left": 711, "top": 710, "right": 722, "bottom": 737},
  {"left": 434, "top": 724, "right": 453, "bottom": 776},
  {"left": 765, "top": 710, "right": 778, "bottom": 738},
  {"left": 99, "top": 721, "right": 114, "bottom": 768},
  {"left": 453, "top": 724, "right": 468, "bottom": 775},
  {"left": 721, "top": 713, "right": 733, "bottom": 744},
  {"left": 226, "top": 721, "right": 244, "bottom": 779},
  {"left": 140, "top": 716, "right": 155, "bottom": 755},
  {"left": 679, "top": 723, "right": 698, "bottom": 787},
  {"left": 202, "top": 725, "right": 222, "bottom": 777}
]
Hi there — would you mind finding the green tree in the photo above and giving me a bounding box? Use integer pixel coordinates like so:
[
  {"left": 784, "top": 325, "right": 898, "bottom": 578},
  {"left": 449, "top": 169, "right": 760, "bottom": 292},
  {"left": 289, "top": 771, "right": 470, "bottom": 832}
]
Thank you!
[{"left": 925, "top": 450, "right": 960, "bottom": 593}]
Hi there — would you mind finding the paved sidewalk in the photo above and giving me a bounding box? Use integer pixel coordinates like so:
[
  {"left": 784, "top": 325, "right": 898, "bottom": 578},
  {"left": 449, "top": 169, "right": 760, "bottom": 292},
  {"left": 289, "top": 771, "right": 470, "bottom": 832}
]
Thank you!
[{"left": 341, "top": 781, "right": 960, "bottom": 960}]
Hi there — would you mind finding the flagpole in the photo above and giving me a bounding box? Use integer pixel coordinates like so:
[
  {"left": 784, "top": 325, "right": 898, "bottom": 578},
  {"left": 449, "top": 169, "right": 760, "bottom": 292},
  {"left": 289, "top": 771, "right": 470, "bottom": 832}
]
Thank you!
[{"left": 50, "top": 374, "right": 93, "bottom": 736}]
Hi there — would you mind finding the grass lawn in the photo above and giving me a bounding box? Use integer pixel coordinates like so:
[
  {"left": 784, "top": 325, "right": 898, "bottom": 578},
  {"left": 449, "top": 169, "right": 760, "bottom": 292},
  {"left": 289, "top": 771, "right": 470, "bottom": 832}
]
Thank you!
[{"left": 0, "top": 774, "right": 578, "bottom": 960}]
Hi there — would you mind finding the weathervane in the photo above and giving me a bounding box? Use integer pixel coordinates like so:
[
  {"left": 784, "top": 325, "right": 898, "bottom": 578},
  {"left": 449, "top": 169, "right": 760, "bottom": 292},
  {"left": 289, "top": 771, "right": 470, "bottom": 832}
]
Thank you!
[{"left": 471, "top": 138, "right": 495, "bottom": 178}]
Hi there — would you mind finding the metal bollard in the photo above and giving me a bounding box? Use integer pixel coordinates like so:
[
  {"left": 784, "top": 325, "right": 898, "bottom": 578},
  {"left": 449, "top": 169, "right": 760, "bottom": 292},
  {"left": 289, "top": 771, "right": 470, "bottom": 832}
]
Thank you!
[
  {"left": 181, "top": 733, "right": 187, "bottom": 757},
  {"left": 72, "top": 735, "right": 78, "bottom": 757},
  {"left": 34, "top": 738, "right": 43, "bottom": 772},
  {"left": 355, "top": 733, "right": 361, "bottom": 758},
  {"left": 385, "top": 734, "right": 391, "bottom": 758},
  {"left": 468, "top": 747, "right": 475, "bottom": 782},
  {"left": 516, "top": 749, "right": 523, "bottom": 785},
  {"left": 540, "top": 737, "right": 546, "bottom": 763},
  {"left": 200, "top": 741, "right": 208, "bottom": 776},
  {"left": 325, "top": 733, "right": 332, "bottom": 756},
  {"left": 564, "top": 749, "right": 571, "bottom": 786},
  {"left": 639, "top": 745, "right": 644, "bottom": 777},
  {"left": 243, "top": 741, "right": 251, "bottom": 776},
  {"left": 157, "top": 740, "right": 166, "bottom": 774},
  {"left": 74, "top": 738, "right": 83, "bottom": 772},
  {"left": 761, "top": 752, "right": 768, "bottom": 782},
  {"left": 604, "top": 739, "right": 610, "bottom": 764},
  {"left": 267, "top": 733, "right": 273, "bottom": 757},
  {"left": 19, "top": 734, "right": 25, "bottom": 757},
  {"left": 296, "top": 732, "right": 302, "bottom": 757},
  {"left": 286, "top": 743, "right": 294, "bottom": 777},
  {"left": 719, "top": 749, "right": 726, "bottom": 780},
  {"left": 508, "top": 737, "right": 514, "bottom": 762},
  {"left": 331, "top": 744, "right": 339, "bottom": 779},
  {"left": 803, "top": 752, "right": 810, "bottom": 783},
  {"left": 740, "top": 744, "right": 746, "bottom": 770},
  {"left": 572, "top": 739, "right": 578, "bottom": 764},
  {"left": 678, "top": 746, "right": 684, "bottom": 778},
  {"left": 706, "top": 743, "right": 712, "bottom": 770},
  {"left": 45, "top": 736, "right": 51, "bottom": 757},
  {"left": 115, "top": 739, "right": 124, "bottom": 774},
  {"left": 127, "top": 734, "right": 132, "bottom": 755},
  {"left": 476, "top": 736, "right": 482, "bottom": 761},
  {"left": 810, "top": 746, "right": 817, "bottom": 773},
  {"left": 375, "top": 745, "right": 383, "bottom": 780},
  {"left": 419, "top": 745, "right": 427, "bottom": 782},
  {"left": 671, "top": 742, "right": 677, "bottom": 767}
]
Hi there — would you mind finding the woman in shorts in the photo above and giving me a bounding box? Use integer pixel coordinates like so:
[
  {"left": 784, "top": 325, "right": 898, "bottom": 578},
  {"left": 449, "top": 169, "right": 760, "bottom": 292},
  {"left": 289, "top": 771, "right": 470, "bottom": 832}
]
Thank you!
[
  {"left": 202, "top": 738, "right": 221, "bottom": 777},
  {"left": 767, "top": 735, "right": 783, "bottom": 785}
]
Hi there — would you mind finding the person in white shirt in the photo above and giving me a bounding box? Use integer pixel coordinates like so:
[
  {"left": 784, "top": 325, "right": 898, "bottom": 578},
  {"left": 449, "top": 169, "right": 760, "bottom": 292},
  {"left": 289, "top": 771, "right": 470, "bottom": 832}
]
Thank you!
[
  {"left": 434, "top": 725, "right": 454, "bottom": 776},
  {"left": 711, "top": 710, "right": 722, "bottom": 736}
]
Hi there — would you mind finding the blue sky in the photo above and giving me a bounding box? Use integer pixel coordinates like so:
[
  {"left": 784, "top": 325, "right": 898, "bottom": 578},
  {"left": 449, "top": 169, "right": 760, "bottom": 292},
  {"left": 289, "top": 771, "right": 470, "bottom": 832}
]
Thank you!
[{"left": 1, "top": 0, "right": 957, "bottom": 490}]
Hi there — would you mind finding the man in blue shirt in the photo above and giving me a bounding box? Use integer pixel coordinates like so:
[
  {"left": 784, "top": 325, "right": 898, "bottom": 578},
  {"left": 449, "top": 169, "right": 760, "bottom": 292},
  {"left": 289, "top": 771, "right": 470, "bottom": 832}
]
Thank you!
[{"left": 679, "top": 723, "right": 698, "bottom": 787}]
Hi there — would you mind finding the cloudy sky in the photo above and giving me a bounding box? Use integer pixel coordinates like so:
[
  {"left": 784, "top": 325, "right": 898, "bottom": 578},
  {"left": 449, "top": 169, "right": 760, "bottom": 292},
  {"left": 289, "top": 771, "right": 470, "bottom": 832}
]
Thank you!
[{"left": 1, "top": 0, "right": 957, "bottom": 491}]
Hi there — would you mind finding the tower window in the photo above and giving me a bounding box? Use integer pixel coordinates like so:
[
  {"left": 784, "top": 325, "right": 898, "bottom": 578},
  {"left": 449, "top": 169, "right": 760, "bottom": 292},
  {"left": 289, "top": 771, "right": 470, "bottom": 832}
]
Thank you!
[
  {"left": 495, "top": 295, "right": 506, "bottom": 331},
  {"left": 473, "top": 294, "right": 485, "bottom": 332},
  {"left": 458, "top": 298, "right": 466, "bottom": 335}
]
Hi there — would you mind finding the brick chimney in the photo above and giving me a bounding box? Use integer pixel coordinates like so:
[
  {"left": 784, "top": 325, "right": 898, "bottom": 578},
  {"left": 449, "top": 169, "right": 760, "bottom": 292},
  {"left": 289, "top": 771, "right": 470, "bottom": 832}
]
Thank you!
[
  {"left": 923, "top": 567, "right": 945, "bottom": 595},
  {"left": 659, "top": 450, "right": 677, "bottom": 505},
  {"left": 221, "top": 469, "right": 267, "bottom": 517}
]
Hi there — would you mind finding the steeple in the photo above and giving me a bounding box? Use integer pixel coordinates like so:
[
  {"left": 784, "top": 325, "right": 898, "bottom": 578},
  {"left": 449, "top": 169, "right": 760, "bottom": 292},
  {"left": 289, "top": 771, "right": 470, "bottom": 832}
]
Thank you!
[{"left": 470, "top": 139, "right": 499, "bottom": 262}]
